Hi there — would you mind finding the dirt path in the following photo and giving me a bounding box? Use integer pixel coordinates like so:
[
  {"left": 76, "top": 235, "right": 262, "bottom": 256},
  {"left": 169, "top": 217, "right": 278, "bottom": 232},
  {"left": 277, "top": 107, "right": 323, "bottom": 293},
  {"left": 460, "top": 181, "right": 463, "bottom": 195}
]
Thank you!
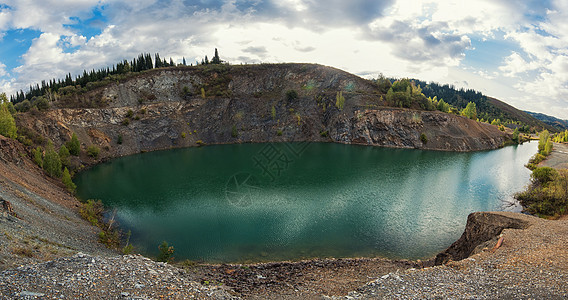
[{"left": 540, "top": 142, "right": 568, "bottom": 169}]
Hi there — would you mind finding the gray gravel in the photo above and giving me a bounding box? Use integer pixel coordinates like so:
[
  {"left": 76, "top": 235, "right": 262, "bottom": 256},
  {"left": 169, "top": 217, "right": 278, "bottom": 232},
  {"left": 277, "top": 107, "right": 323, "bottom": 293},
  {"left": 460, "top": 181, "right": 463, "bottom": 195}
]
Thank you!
[{"left": 0, "top": 253, "right": 236, "bottom": 299}]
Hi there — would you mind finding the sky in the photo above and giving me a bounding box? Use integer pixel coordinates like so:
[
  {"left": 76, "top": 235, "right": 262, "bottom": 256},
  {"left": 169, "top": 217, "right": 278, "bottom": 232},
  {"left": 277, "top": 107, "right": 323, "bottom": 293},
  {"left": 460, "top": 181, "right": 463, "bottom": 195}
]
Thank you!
[{"left": 1, "top": 0, "right": 567, "bottom": 119}]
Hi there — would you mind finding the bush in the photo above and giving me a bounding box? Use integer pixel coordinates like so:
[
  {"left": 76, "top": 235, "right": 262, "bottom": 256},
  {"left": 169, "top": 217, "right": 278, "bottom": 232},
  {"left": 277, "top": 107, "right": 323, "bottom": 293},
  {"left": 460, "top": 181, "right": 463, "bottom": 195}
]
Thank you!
[
  {"left": 157, "top": 241, "right": 175, "bottom": 262},
  {"left": 335, "top": 91, "right": 345, "bottom": 110},
  {"left": 277, "top": 130, "right": 283, "bottom": 136},
  {"left": 80, "top": 199, "right": 104, "bottom": 227},
  {"left": 0, "top": 103, "right": 17, "bottom": 139},
  {"left": 516, "top": 169, "right": 568, "bottom": 217},
  {"left": 126, "top": 109, "right": 134, "bottom": 118},
  {"left": 66, "top": 133, "right": 81, "bottom": 156},
  {"left": 32, "top": 147, "right": 43, "bottom": 167},
  {"left": 62, "top": 167, "right": 76, "bottom": 193},
  {"left": 87, "top": 145, "right": 100, "bottom": 159},
  {"left": 231, "top": 125, "right": 238, "bottom": 138},
  {"left": 531, "top": 167, "right": 557, "bottom": 185},
  {"left": 320, "top": 130, "right": 329, "bottom": 137},
  {"left": 117, "top": 134, "right": 123, "bottom": 145},
  {"left": 420, "top": 133, "right": 428, "bottom": 144},
  {"left": 286, "top": 90, "right": 298, "bottom": 101}
]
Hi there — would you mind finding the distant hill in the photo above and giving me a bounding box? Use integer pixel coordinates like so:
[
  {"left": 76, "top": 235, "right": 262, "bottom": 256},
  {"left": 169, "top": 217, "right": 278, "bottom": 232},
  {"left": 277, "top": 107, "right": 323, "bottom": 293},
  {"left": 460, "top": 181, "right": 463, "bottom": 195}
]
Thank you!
[
  {"left": 411, "top": 79, "right": 556, "bottom": 132},
  {"left": 524, "top": 111, "right": 568, "bottom": 131}
]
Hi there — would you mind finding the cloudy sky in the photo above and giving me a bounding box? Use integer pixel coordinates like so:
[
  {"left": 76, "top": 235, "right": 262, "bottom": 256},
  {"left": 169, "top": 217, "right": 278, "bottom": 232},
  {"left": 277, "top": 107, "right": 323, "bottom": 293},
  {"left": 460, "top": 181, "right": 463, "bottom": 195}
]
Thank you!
[{"left": 1, "top": 0, "right": 567, "bottom": 118}]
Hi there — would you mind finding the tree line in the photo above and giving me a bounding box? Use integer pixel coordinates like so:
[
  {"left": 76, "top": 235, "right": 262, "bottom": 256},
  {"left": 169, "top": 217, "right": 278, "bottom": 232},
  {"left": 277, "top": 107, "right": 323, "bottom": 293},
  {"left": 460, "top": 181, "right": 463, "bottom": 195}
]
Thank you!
[{"left": 10, "top": 49, "right": 223, "bottom": 105}]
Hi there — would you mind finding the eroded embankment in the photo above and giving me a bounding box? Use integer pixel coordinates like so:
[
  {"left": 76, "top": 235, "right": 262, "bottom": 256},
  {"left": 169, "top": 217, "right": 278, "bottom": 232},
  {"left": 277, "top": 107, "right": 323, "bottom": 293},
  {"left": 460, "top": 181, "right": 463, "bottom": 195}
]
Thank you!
[{"left": 0, "top": 136, "right": 115, "bottom": 271}]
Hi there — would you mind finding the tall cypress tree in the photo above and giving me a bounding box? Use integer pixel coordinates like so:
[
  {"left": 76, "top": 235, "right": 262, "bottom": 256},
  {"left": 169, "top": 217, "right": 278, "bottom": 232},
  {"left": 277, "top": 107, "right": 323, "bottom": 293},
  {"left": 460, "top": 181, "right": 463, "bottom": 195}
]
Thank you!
[{"left": 212, "top": 48, "right": 221, "bottom": 64}]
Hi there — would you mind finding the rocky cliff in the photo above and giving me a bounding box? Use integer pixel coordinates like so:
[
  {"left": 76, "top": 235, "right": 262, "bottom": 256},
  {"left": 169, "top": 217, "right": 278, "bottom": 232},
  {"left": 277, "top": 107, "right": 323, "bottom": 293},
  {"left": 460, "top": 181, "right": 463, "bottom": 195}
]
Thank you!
[{"left": 16, "top": 64, "right": 510, "bottom": 164}]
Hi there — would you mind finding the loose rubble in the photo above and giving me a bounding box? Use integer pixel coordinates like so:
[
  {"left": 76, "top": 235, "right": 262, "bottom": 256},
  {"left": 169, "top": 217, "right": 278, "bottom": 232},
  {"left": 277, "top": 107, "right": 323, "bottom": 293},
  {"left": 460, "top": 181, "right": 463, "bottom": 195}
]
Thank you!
[{"left": 0, "top": 253, "right": 235, "bottom": 299}]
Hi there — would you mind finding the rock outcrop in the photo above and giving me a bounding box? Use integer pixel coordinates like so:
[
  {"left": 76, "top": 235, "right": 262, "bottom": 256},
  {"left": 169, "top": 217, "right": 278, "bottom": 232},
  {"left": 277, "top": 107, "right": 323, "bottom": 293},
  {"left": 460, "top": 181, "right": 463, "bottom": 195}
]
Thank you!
[
  {"left": 434, "top": 212, "right": 532, "bottom": 265},
  {"left": 16, "top": 64, "right": 510, "bottom": 165}
]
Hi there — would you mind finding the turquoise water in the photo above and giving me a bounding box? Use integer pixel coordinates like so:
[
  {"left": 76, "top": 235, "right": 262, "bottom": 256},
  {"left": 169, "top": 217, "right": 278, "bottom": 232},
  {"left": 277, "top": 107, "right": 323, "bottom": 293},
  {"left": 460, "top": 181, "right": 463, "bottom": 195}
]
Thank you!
[{"left": 75, "top": 142, "right": 537, "bottom": 262}]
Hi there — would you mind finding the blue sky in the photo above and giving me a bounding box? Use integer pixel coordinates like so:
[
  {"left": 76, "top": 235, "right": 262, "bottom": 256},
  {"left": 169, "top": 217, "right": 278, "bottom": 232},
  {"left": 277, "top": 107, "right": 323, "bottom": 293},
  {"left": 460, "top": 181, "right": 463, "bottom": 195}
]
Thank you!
[{"left": 1, "top": 0, "right": 568, "bottom": 119}]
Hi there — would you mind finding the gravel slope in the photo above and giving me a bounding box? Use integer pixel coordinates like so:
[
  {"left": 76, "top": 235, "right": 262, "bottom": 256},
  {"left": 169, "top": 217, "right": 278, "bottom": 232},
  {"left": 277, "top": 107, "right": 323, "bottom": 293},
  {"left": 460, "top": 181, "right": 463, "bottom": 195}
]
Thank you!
[{"left": 340, "top": 212, "right": 568, "bottom": 299}]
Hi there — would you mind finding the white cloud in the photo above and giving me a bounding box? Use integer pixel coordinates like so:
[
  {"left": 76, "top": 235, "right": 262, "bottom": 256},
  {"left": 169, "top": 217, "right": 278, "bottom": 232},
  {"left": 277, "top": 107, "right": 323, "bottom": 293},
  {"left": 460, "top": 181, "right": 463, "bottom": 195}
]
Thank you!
[
  {"left": 0, "top": 62, "right": 7, "bottom": 77},
  {"left": 2, "top": 0, "right": 568, "bottom": 119}
]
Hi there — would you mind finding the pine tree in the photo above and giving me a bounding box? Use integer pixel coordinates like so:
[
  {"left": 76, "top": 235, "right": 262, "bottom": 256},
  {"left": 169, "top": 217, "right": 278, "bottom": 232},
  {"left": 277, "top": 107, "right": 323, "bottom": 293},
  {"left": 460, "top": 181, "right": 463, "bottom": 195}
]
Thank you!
[
  {"left": 62, "top": 167, "right": 76, "bottom": 193},
  {"left": 212, "top": 48, "right": 221, "bottom": 64},
  {"left": 67, "top": 133, "right": 81, "bottom": 156},
  {"left": 43, "top": 142, "right": 62, "bottom": 178},
  {"left": 182, "top": 57, "right": 187, "bottom": 66},
  {"left": 155, "top": 53, "right": 163, "bottom": 68}
]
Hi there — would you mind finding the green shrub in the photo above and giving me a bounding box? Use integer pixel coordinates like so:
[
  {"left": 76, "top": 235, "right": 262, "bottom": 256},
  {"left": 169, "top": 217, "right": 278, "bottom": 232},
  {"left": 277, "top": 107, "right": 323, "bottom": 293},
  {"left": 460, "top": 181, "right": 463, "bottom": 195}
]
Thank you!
[
  {"left": 62, "top": 167, "right": 76, "bottom": 193},
  {"left": 320, "top": 130, "right": 329, "bottom": 137},
  {"left": 271, "top": 106, "right": 276, "bottom": 120},
  {"left": 117, "top": 134, "right": 123, "bottom": 145},
  {"left": 157, "top": 241, "right": 175, "bottom": 262},
  {"left": 420, "top": 133, "right": 428, "bottom": 144},
  {"left": 231, "top": 125, "right": 238, "bottom": 138},
  {"left": 126, "top": 109, "right": 134, "bottom": 118},
  {"left": 181, "top": 132, "right": 186, "bottom": 138},
  {"left": 87, "top": 145, "right": 100, "bottom": 159},
  {"left": 80, "top": 199, "right": 104, "bottom": 227},
  {"left": 335, "top": 91, "right": 345, "bottom": 110},
  {"left": 43, "top": 142, "right": 62, "bottom": 178},
  {"left": 32, "top": 147, "right": 43, "bottom": 167},
  {"left": 286, "top": 89, "right": 298, "bottom": 101},
  {"left": 0, "top": 103, "right": 17, "bottom": 139},
  {"left": 277, "top": 130, "right": 283, "bottom": 136},
  {"left": 66, "top": 133, "right": 81, "bottom": 156},
  {"left": 516, "top": 169, "right": 568, "bottom": 217},
  {"left": 121, "top": 118, "right": 130, "bottom": 126},
  {"left": 531, "top": 167, "right": 557, "bottom": 185}
]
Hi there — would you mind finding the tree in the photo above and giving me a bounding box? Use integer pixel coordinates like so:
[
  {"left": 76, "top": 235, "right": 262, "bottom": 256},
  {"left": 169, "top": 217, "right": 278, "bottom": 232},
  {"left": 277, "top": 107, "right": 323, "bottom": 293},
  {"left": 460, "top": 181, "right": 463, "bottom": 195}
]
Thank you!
[
  {"left": 62, "top": 167, "right": 76, "bottom": 193},
  {"left": 67, "top": 133, "right": 81, "bottom": 156},
  {"left": 182, "top": 57, "right": 187, "bottom": 66},
  {"left": 43, "top": 142, "right": 62, "bottom": 178},
  {"left": 0, "top": 103, "right": 17, "bottom": 139},
  {"left": 461, "top": 102, "right": 477, "bottom": 120},
  {"left": 59, "top": 145, "right": 70, "bottom": 167},
  {"left": 539, "top": 130, "right": 550, "bottom": 154},
  {"left": 335, "top": 91, "right": 345, "bottom": 110},
  {"left": 211, "top": 48, "right": 221, "bottom": 64},
  {"left": 512, "top": 128, "right": 520, "bottom": 143},
  {"left": 157, "top": 241, "right": 175, "bottom": 262}
]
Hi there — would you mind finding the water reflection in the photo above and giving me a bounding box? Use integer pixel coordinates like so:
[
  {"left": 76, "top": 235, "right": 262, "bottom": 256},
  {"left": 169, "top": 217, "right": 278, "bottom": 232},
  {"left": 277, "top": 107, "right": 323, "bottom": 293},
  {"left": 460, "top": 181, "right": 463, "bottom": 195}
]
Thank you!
[{"left": 75, "top": 142, "right": 537, "bottom": 262}]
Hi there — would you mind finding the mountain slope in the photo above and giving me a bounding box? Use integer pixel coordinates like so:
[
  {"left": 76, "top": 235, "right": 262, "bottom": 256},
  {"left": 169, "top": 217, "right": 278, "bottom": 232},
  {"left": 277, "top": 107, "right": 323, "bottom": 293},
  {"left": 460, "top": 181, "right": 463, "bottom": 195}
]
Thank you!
[
  {"left": 524, "top": 111, "right": 568, "bottom": 131},
  {"left": 14, "top": 63, "right": 510, "bottom": 166}
]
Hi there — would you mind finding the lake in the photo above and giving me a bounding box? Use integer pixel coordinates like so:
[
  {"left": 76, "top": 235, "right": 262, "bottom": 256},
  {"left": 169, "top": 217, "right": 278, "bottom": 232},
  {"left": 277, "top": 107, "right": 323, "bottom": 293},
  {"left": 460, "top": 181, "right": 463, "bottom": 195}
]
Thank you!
[{"left": 75, "top": 142, "right": 537, "bottom": 263}]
